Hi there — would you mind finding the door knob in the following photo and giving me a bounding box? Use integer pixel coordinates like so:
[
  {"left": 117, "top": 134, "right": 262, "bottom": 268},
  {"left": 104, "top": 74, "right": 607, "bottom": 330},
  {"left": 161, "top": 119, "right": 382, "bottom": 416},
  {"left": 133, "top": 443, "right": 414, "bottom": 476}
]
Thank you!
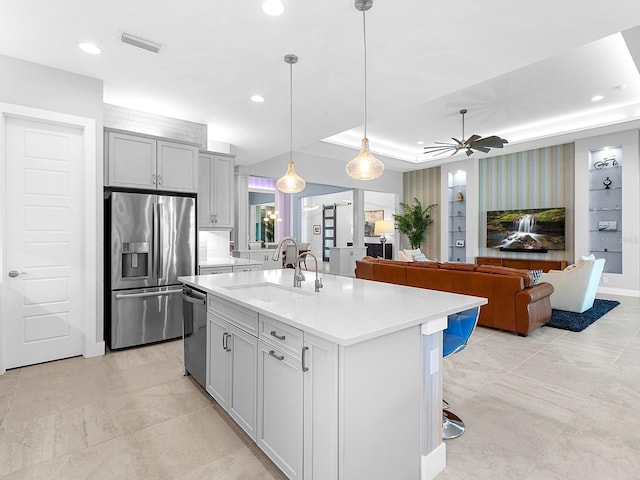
[{"left": 8, "top": 270, "right": 28, "bottom": 278}]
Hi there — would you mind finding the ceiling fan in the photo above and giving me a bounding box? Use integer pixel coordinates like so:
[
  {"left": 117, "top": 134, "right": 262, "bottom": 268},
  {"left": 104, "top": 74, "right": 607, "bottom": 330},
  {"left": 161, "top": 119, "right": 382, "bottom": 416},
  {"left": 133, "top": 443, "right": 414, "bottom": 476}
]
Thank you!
[{"left": 423, "top": 109, "right": 508, "bottom": 157}]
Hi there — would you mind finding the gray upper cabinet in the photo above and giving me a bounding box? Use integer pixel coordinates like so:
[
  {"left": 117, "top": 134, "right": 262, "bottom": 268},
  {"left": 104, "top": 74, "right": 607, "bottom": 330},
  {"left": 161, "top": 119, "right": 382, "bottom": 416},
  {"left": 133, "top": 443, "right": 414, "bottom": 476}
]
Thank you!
[
  {"left": 106, "top": 130, "right": 198, "bottom": 193},
  {"left": 198, "top": 152, "right": 235, "bottom": 228}
]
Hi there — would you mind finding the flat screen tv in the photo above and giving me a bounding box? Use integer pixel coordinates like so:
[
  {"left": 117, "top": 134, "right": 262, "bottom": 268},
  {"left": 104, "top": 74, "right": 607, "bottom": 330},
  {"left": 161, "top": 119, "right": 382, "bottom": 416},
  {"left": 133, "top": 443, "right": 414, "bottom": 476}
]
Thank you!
[{"left": 486, "top": 208, "right": 566, "bottom": 252}]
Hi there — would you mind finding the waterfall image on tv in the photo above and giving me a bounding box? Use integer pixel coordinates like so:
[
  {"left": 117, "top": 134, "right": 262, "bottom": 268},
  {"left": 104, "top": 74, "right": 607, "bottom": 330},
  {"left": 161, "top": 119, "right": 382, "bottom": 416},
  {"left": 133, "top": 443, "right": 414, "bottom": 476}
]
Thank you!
[{"left": 486, "top": 208, "right": 566, "bottom": 252}]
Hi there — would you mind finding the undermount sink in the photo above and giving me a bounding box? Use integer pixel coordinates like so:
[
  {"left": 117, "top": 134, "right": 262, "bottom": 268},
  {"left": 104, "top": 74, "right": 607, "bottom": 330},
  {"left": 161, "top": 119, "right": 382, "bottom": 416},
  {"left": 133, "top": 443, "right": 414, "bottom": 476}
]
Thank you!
[{"left": 224, "top": 282, "right": 314, "bottom": 302}]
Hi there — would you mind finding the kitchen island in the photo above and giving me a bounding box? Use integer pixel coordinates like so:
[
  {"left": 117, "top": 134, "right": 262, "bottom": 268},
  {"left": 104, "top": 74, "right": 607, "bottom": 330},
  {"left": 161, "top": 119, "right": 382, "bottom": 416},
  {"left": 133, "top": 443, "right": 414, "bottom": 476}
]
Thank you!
[{"left": 179, "top": 269, "right": 486, "bottom": 480}]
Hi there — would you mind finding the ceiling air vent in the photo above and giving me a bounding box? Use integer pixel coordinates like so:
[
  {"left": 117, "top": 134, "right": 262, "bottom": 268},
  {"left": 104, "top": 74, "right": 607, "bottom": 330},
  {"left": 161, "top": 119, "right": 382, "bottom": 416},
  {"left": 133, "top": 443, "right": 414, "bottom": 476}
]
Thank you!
[{"left": 120, "top": 33, "right": 162, "bottom": 53}]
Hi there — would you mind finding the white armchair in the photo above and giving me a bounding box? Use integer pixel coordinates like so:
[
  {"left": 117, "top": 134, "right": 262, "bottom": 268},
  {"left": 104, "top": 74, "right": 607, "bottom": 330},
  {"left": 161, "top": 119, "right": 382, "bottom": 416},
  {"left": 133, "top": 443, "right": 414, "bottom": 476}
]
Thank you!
[{"left": 539, "top": 256, "right": 605, "bottom": 313}]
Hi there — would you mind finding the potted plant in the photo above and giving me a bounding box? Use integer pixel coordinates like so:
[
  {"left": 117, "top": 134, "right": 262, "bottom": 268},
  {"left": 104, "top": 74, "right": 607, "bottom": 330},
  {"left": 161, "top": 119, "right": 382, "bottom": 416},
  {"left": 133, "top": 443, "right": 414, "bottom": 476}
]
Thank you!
[{"left": 393, "top": 198, "right": 437, "bottom": 249}]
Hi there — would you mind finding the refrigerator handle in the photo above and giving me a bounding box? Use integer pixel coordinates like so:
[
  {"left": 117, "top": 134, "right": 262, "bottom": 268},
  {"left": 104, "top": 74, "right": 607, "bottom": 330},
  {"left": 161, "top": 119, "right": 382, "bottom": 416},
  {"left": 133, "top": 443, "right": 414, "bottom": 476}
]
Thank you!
[
  {"left": 157, "top": 203, "right": 163, "bottom": 278},
  {"left": 152, "top": 203, "right": 158, "bottom": 279}
]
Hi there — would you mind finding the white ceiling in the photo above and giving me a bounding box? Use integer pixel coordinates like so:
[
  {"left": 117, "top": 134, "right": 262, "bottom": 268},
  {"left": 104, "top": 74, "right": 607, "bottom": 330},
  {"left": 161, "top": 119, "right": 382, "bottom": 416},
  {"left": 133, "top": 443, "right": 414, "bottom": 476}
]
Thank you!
[{"left": 2, "top": 1, "right": 640, "bottom": 171}]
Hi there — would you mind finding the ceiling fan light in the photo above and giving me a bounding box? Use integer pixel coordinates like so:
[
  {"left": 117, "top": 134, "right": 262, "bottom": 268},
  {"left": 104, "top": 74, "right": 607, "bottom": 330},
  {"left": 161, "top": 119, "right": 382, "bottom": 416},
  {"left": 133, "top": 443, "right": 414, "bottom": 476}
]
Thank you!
[
  {"left": 346, "top": 138, "right": 384, "bottom": 180},
  {"left": 262, "top": 0, "right": 284, "bottom": 16},
  {"left": 277, "top": 159, "right": 306, "bottom": 193}
]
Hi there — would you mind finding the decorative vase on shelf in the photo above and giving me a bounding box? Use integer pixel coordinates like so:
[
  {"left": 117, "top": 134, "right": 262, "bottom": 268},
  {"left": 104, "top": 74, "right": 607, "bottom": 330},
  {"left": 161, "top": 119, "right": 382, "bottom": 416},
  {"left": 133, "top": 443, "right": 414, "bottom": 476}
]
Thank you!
[
  {"left": 602, "top": 177, "right": 612, "bottom": 189},
  {"left": 457, "top": 190, "right": 464, "bottom": 201}
]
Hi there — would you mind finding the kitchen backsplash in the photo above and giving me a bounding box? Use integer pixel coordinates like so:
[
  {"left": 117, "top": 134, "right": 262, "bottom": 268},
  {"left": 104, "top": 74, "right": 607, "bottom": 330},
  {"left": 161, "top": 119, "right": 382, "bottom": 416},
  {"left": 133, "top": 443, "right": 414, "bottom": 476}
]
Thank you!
[{"left": 199, "top": 230, "right": 231, "bottom": 263}]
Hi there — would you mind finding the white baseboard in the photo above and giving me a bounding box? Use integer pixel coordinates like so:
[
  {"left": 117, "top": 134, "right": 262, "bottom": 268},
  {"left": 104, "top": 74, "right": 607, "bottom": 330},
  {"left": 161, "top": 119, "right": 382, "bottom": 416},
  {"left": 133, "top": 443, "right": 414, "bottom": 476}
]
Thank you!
[
  {"left": 597, "top": 286, "right": 640, "bottom": 297},
  {"left": 85, "top": 341, "right": 105, "bottom": 358},
  {"left": 422, "top": 442, "right": 446, "bottom": 479}
]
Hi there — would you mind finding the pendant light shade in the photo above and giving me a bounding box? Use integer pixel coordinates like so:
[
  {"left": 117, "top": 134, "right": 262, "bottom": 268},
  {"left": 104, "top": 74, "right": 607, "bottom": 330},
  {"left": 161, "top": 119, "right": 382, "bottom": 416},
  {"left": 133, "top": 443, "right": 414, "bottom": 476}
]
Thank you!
[
  {"left": 277, "top": 154, "right": 306, "bottom": 193},
  {"left": 346, "top": 137, "right": 384, "bottom": 180},
  {"left": 277, "top": 54, "right": 306, "bottom": 194},
  {"left": 346, "top": 0, "right": 384, "bottom": 181}
]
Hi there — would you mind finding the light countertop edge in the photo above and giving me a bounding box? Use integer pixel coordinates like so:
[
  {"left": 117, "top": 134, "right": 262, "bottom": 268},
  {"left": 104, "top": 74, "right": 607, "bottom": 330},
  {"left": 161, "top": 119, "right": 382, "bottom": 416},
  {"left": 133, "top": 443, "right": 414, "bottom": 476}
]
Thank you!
[
  {"left": 199, "top": 257, "right": 263, "bottom": 267},
  {"left": 179, "top": 270, "right": 486, "bottom": 347}
]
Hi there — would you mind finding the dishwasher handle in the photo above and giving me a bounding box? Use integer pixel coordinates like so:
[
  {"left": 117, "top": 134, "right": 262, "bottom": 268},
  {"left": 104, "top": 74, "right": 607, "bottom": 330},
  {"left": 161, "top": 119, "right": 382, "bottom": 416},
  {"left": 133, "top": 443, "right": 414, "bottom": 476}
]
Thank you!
[{"left": 182, "top": 288, "right": 206, "bottom": 305}]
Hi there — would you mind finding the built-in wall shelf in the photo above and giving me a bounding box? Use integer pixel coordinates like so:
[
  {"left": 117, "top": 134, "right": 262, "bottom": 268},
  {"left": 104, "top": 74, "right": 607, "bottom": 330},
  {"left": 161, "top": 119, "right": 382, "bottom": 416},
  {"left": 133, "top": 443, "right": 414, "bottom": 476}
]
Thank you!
[
  {"left": 448, "top": 172, "right": 467, "bottom": 262},
  {"left": 588, "top": 146, "right": 622, "bottom": 274}
]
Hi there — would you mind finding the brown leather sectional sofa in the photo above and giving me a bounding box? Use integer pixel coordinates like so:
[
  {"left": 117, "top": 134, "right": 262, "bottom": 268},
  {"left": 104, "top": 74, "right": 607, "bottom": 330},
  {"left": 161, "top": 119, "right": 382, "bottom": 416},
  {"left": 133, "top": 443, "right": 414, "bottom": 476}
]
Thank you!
[{"left": 355, "top": 257, "right": 554, "bottom": 336}]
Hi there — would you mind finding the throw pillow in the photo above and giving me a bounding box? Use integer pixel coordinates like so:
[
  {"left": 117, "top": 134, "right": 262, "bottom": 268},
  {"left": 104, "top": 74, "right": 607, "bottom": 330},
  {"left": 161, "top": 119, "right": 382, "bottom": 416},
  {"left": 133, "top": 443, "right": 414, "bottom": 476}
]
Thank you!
[
  {"left": 397, "top": 250, "right": 413, "bottom": 262},
  {"left": 531, "top": 269, "right": 543, "bottom": 285},
  {"left": 403, "top": 248, "right": 422, "bottom": 260},
  {"left": 413, "top": 252, "right": 428, "bottom": 262}
]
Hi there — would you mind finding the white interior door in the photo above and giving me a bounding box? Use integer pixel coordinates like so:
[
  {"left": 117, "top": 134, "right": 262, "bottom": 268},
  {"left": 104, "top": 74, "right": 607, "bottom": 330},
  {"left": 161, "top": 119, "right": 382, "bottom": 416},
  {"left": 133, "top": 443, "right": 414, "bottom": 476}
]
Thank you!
[{"left": 5, "top": 117, "right": 85, "bottom": 368}]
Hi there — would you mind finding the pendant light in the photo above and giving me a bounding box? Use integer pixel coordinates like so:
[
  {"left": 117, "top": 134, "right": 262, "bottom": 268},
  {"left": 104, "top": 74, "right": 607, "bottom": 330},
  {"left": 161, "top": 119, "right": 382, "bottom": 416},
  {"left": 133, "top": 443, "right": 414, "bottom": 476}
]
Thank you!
[
  {"left": 276, "top": 54, "right": 306, "bottom": 194},
  {"left": 346, "top": 0, "right": 384, "bottom": 181}
]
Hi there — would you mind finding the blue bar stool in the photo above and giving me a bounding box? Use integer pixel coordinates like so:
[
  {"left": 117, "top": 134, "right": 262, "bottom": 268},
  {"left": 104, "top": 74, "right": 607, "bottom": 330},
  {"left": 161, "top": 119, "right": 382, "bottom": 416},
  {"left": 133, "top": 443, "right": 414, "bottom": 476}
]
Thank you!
[{"left": 442, "top": 307, "right": 480, "bottom": 439}]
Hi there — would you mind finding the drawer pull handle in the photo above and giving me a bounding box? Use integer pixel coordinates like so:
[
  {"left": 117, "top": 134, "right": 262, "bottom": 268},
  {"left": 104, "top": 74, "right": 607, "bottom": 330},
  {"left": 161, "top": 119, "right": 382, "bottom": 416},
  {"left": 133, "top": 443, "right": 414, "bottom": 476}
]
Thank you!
[
  {"left": 270, "top": 330, "right": 286, "bottom": 341},
  {"left": 302, "top": 346, "right": 309, "bottom": 372},
  {"left": 268, "top": 350, "right": 285, "bottom": 361}
]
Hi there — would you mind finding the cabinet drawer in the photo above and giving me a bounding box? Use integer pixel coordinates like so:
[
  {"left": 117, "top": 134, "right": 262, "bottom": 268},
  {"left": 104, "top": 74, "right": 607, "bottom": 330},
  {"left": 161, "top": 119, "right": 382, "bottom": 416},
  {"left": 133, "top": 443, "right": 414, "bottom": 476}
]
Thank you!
[
  {"left": 259, "top": 315, "right": 303, "bottom": 357},
  {"left": 208, "top": 294, "right": 258, "bottom": 335},
  {"left": 200, "top": 266, "right": 233, "bottom": 275},
  {"left": 233, "top": 265, "right": 261, "bottom": 273}
]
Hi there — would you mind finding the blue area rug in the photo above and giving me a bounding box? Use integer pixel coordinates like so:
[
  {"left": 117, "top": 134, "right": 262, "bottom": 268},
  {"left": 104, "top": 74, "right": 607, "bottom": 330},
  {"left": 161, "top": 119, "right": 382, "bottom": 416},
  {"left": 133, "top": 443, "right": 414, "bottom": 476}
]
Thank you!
[{"left": 546, "top": 299, "right": 620, "bottom": 332}]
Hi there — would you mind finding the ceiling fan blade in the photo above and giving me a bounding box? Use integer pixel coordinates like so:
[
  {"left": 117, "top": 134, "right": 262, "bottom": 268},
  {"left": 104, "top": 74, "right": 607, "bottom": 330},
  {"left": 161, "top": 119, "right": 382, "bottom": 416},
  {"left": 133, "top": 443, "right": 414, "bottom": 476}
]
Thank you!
[
  {"left": 465, "top": 134, "right": 481, "bottom": 144},
  {"left": 471, "top": 135, "right": 508, "bottom": 149},
  {"left": 423, "top": 146, "right": 456, "bottom": 155},
  {"left": 465, "top": 148, "right": 474, "bottom": 157},
  {"left": 470, "top": 145, "right": 491, "bottom": 153},
  {"left": 451, "top": 137, "right": 464, "bottom": 146}
]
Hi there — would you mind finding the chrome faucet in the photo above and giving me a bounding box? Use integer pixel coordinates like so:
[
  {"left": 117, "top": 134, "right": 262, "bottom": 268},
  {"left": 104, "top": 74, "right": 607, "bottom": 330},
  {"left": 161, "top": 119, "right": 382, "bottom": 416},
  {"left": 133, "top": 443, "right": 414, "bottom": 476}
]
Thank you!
[
  {"left": 299, "top": 252, "right": 323, "bottom": 293},
  {"left": 272, "top": 236, "right": 305, "bottom": 288}
]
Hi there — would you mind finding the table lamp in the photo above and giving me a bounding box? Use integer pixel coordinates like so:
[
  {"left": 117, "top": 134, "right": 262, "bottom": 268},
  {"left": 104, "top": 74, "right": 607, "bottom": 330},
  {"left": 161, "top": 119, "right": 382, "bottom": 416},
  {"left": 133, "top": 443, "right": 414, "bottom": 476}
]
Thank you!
[{"left": 374, "top": 220, "right": 394, "bottom": 246}]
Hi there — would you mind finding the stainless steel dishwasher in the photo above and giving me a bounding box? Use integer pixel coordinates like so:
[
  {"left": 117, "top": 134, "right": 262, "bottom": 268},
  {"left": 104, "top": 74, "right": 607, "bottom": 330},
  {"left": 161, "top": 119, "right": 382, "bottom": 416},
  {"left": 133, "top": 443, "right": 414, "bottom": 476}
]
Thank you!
[{"left": 182, "top": 286, "right": 207, "bottom": 388}]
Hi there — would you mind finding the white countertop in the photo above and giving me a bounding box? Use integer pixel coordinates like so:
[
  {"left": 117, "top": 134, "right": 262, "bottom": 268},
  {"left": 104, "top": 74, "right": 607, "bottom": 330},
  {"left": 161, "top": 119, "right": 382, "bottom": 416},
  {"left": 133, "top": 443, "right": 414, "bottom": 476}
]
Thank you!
[
  {"left": 199, "top": 257, "right": 263, "bottom": 267},
  {"left": 179, "top": 269, "right": 486, "bottom": 346}
]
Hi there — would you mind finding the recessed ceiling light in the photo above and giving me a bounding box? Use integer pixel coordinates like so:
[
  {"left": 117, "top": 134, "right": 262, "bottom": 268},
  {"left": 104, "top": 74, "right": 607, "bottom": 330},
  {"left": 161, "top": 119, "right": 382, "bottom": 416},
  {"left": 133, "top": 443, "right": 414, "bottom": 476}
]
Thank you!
[
  {"left": 417, "top": 141, "right": 424, "bottom": 145},
  {"left": 591, "top": 95, "right": 605, "bottom": 102},
  {"left": 250, "top": 95, "right": 265, "bottom": 103},
  {"left": 262, "top": 0, "right": 284, "bottom": 16},
  {"left": 78, "top": 42, "right": 102, "bottom": 55}
]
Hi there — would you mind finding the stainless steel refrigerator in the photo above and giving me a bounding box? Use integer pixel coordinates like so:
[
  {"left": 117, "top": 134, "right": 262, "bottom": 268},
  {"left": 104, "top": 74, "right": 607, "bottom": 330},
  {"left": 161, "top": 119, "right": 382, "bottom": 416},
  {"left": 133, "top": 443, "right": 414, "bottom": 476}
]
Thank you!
[{"left": 105, "top": 190, "right": 196, "bottom": 349}]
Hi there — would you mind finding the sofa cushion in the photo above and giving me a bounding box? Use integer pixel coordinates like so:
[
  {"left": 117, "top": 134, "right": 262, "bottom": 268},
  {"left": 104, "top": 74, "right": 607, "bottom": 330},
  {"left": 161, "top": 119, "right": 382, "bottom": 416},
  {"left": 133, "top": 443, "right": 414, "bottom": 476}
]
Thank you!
[
  {"left": 406, "top": 261, "right": 439, "bottom": 269},
  {"left": 439, "top": 262, "right": 477, "bottom": 271},
  {"left": 378, "top": 259, "right": 412, "bottom": 267},
  {"left": 477, "top": 265, "right": 534, "bottom": 287}
]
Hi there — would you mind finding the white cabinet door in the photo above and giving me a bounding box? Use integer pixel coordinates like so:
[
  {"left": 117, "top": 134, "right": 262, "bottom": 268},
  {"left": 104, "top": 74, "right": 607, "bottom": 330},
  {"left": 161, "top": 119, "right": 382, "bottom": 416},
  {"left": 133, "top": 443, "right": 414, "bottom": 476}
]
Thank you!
[
  {"left": 206, "top": 313, "right": 229, "bottom": 408},
  {"left": 303, "top": 334, "right": 339, "bottom": 480},
  {"left": 257, "top": 340, "right": 303, "bottom": 480},
  {"left": 249, "top": 250, "right": 280, "bottom": 270},
  {"left": 198, "top": 153, "right": 235, "bottom": 228},
  {"left": 107, "top": 132, "right": 156, "bottom": 189},
  {"left": 197, "top": 153, "right": 214, "bottom": 227},
  {"left": 211, "top": 155, "right": 234, "bottom": 227},
  {"left": 157, "top": 140, "right": 198, "bottom": 193},
  {"left": 227, "top": 323, "right": 258, "bottom": 440},
  {"left": 206, "top": 311, "right": 258, "bottom": 440}
]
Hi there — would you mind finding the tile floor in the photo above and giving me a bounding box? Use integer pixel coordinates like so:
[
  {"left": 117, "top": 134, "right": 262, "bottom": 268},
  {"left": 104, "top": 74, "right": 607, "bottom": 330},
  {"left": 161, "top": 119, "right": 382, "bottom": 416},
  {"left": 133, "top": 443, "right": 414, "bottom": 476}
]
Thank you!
[{"left": 0, "top": 293, "right": 638, "bottom": 479}]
